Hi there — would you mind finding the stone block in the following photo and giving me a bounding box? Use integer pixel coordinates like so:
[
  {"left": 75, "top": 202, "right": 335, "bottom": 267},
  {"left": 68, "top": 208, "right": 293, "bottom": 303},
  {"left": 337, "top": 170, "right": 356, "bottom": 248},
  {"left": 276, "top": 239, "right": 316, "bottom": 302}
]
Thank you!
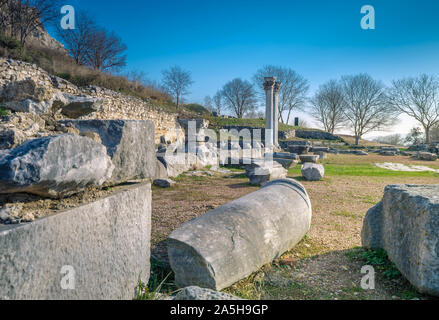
[{"left": 0, "top": 183, "right": 151, "bottom": 300}]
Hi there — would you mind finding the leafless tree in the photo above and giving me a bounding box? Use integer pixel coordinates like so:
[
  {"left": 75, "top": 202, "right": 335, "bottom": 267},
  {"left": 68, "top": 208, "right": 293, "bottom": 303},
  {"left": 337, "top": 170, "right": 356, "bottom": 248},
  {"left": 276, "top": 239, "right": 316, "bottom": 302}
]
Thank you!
[
  {"left": 341, "top": 74, "right": 396, "bottom": 145},
  {"left": 161, "top": 66, "right": 194, "bottom": 109},
  {"left": 204, "top": 95, "right": 213, "bottom": 112},
  {"left": 56, "top": 10, "right": 96, "bottom": 65},
  {"left": 213, "top": 91, "right": 223, "bottom": 116},
  {"left": 309, "top": 80, "right": 347, "bottom": 134},
  {"left": 8, "top": 0, "right": 60, "bottom": 45},
  {"left": 388, "top": 74, "right": 439, "bottom": 144},
  {"left": 84, "top": 28, "right": 127, "bottom": 71},
  {"left": 0, "top": 0, "right": 11, "bottom": 34},
  {"left": 253, "top": 65, "right": 309, "bottom": 124},
  {"left": 221, "top": 78, "right": 257, "bottom": 118}
]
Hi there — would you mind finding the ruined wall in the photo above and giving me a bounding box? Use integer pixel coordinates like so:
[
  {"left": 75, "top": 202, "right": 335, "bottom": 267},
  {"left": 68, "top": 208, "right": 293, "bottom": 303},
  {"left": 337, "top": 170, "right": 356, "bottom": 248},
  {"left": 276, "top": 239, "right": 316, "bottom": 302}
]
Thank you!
[{"left": 0, "top": 58, "right": 184, "bottom": 144}]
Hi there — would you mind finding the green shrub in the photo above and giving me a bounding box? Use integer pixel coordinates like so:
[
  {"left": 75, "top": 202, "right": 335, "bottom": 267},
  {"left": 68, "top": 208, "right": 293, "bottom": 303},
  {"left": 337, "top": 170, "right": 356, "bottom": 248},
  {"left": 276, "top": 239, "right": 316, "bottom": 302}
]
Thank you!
[
  {"left": 0, "top": 107, "right": 10, "bottom": 116},
  {"left": 362, "top": 249, "right": 401, "bottom": 280}
]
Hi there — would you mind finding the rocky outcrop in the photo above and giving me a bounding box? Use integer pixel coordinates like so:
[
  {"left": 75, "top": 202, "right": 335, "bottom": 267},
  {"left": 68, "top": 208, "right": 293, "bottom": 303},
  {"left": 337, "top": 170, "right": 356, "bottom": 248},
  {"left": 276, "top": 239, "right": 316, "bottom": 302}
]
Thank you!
[
  {"left": 168, "top": 179, "right": 312, "bottom": 291},
  {"left": 362, "top": 185, "right": 439, "bottom": 296},
  {"left": 0, "top": 134, "right": 114, "bottom": 198},
  {"left": 59, "top": 120, "right": 156, "bottom": 185},
  {"left": 418, "top": 152, "right": 438, "bottom": 161}
]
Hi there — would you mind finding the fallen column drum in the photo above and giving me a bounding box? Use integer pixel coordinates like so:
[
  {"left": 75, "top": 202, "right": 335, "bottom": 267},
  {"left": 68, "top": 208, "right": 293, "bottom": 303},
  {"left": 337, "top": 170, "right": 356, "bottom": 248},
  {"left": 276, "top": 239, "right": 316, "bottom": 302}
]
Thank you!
[{"left": 168, "top": 178, "right": 312, "bottom": 290}]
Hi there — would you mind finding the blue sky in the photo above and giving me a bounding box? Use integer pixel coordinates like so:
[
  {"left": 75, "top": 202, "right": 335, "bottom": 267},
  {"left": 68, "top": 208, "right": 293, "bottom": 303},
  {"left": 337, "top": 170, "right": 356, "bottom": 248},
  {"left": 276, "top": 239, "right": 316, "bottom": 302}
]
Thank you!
[{"left": 52, "top": 0, "right": 439, "bottom": 137}]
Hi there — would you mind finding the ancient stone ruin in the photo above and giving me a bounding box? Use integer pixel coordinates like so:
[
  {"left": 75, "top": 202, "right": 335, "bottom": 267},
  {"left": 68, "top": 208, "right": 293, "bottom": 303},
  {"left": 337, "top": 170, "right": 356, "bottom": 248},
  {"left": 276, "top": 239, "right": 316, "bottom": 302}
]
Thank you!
[
  {"left": 362, "top": 185, "right": 439, "bottom": 296},
  {"left": 168, "top": 179, "right": 312, "bottom": 290}
]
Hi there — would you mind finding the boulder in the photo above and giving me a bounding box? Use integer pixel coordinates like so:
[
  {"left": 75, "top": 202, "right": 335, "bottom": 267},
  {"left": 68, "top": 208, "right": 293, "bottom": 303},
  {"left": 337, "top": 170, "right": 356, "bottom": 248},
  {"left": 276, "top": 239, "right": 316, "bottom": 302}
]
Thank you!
[
  {"left": 299, "top": 155, "right": 319, "bottom": 164},
  {"left": 362, "top": 185, "right": 439, "bottom": 296},
  {"left": 245, "top": 161, "right": 287, "bottom": 186},
  {"left": 301, "top": 163, "right": 325, "bottom": 181},
  {"left": 0, "top": 134, "right": 114, "bottom": 198},
  {"left": 0, "top": 128, "right": 25, "bottom": 150},
  {"left": 59, "top": 120, "right": 156, "bottom": 184},
  {"left": 153, "top": 179, "right": 176, "bottom": 188},
  {"left": 168, "top": 179, "right": 312, "bottom": 290},
  {"left": 55, "top": 93, "right": 102, "bottom": 119},
  {"left": 418, "top": 152, "right": 438, "bottom": 161},
  {"left": 158, "top": 152, "right": 196, "bottom": 178},
  {"left": 195, "top": 143, "right": 218, "bottom": 168},
  {"left": 173, "top": 287, "right": 242, "bottom": 300},
  {"left": 154, "top": 159, "right": 168, "bottom": 180},
  {"left": 274, "top": 158, "right": 295, "bottom": 169},
  {"left": 380, "top": 151, "right": 396, "bottom": 156}
]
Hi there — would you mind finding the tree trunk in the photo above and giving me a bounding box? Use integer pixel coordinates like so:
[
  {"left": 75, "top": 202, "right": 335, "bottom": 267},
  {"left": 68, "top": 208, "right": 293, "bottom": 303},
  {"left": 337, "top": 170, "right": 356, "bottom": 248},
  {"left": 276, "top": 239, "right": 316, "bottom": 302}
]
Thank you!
[
  {"left": 355, "top": 135, "right": 360, "bottom": 146},
  {"left": 425, "top": 126, "right": 431, "bottom": 144}
]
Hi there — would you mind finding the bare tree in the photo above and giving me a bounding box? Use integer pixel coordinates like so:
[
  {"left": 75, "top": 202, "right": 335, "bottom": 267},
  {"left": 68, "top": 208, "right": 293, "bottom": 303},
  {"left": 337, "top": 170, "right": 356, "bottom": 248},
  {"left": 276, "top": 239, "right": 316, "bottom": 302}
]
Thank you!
[
  {"left": 56, "top": 10, "right": 96, "bottom": 65},
  {"left": 388, "top": 74, "right": 439, "bottom": 144},
  {"left": 204, "top": 95, "right": 213, "bottom": 112},
  {"left": 341, "top": 74, "right": 395, "bottom": 145},
  {"left": 213, "top": 91, "right": 223, "bottom": 116},
  {"left": 8, "top": 0, "right": 60, "bottom": 45},
  {"left": 221, "top": 78, "right": 257, "bottom": 118},
  {"left": 253, "top": 65, "right": 309, "bottom": 124},
  {"left": 0, "top": 0, "right": 11, "bottom": 35},
  {"left": 84, "top": 28, "right": 127, "bottom": 71},
  {"left": 161, "top": 66, "right": 194, "bottom": 109},
  {"left": 309, "top": 80, "right": 346, "bottom": 134}
]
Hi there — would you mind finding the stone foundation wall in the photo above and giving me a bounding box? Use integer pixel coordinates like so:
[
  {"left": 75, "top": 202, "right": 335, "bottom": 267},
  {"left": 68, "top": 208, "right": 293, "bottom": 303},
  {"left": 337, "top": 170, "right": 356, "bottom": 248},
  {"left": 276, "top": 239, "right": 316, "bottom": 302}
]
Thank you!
[
  {"left": 295, "top": 130, "right": 342, "bottom": 141},
  {"left": 0, "top": 58, "right": 184, "bottom": 144}
]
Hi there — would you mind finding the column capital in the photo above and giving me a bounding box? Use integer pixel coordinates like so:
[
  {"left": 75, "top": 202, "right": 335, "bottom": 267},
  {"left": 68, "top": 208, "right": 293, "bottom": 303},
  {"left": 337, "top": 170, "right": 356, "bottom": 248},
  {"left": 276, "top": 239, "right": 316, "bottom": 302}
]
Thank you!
[
  {"left": 264, "top": 77, "right": 277, "bottom": 91},
  {"left": 274, "top": 82, "right": 282, "bottom": 94}
]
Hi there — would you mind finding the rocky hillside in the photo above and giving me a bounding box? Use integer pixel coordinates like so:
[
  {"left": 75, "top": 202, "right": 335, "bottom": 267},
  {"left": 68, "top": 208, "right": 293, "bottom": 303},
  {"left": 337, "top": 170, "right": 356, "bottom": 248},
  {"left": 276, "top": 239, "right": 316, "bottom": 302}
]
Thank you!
[{"left": 0, "top": 58, "right": 184, "bottom": 148}]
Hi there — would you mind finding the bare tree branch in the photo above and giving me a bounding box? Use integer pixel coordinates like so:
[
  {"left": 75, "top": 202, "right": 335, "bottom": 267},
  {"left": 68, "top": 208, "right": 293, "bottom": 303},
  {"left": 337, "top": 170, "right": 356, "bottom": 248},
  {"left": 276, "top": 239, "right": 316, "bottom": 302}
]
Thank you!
[
  {"left": 341, "top": 73, "right": 396, "bottom": 145},
  {"left": 56, "top": 10, "right": 97, "bottom": 65},
  {"left": 388, "top": 74, "right": 439, "bottom": 144},
  {"left": 221, "top": 78, "right": 257, "bottom": 118},
  {"left": 84, "top": 28, "right": 127, "bottom": 71},
  {"left": 253, "top": 65, "right": 309, "bottom": 124},
  {"left": 309, "top": 79, "right": 347, "bottom": 134}
]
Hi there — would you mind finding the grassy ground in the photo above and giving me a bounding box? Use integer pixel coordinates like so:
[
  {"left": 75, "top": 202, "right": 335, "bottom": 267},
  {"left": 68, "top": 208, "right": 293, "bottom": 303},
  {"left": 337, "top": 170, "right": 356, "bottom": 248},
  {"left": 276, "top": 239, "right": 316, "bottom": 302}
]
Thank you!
[{"left": 146, "top": 154, "right": 439, "bottom": 300}]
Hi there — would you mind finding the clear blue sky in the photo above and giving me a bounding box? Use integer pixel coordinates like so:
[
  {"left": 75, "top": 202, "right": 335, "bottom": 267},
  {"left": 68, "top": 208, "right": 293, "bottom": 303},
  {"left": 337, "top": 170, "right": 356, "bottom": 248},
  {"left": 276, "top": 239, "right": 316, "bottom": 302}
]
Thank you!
[{"left": 52, "top": 0, "right": 439, "bottom": 136}]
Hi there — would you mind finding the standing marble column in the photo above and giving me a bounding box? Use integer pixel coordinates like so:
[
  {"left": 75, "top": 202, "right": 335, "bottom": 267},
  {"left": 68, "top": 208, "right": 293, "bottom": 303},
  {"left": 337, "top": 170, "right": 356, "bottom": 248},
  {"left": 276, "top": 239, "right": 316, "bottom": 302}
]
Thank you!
[
  {"left": 273, "top": 81, "right": 282, "bottom": 147},
  {"left": 264, "top": 77, "right": 276, "bottom": 148}
]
